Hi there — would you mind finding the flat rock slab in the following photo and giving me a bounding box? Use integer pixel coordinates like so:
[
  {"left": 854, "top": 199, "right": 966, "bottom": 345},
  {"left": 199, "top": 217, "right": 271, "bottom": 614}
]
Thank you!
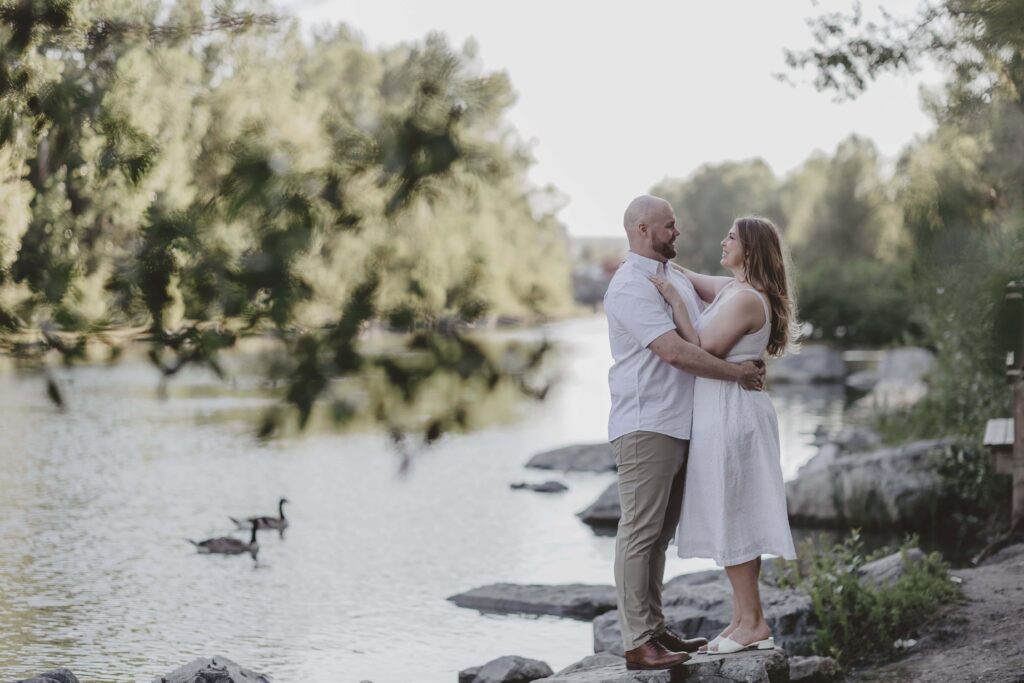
[
  {"left": 448, "top": 583, "right": 617, "bottom": 620},
  {"left": 152, "top": 656, "right": 271, "bottom": 683},
  {"left": 511, "top": 481, "right": 569, "bottom": 493},
  {"left": 544, "top": 649, "right": 788, "bottom": 683},
  {"left": 11, "top": 670, "right": 80, "bottom": 683},
  {"left": 527, "top": 443, "right": 615, "bottom": 472}
]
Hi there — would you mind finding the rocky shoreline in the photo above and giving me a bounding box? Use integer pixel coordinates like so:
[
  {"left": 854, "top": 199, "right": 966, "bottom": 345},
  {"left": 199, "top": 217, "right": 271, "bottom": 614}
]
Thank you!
[
  {"left": 446, "top": 541, "right": 1024, "bottom": 683},
  {"left": 14, "top": 345, "right": 1020, "bottom": 683}
]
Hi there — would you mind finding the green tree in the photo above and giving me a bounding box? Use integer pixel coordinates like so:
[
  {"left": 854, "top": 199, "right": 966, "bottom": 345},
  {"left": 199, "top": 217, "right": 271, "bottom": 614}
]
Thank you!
[
  {"left": 0, "top": 1, "right": 569, "bottom": 443},
  {"left": 652, "top": 159, "right": 782, "bottom": 274},
  {"left": 782, "top": 135, "right": 902, "bottom": 264}
]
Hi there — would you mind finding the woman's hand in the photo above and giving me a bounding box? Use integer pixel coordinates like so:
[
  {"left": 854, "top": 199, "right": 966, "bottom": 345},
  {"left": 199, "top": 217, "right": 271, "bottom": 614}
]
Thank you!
[{"left": 649, "top": 275, "right": 686, "bottom": 309}]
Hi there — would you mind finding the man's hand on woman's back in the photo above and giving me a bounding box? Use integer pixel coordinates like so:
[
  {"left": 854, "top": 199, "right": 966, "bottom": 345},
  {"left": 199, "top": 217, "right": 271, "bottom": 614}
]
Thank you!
[{"left": 738, "top": 360, "right": 766, "bottom": 391}]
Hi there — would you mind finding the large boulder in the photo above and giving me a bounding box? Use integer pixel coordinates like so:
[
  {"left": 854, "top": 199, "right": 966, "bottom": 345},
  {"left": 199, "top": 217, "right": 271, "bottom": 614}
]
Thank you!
[
  {"left": 577, "top": 483, "right": 620, "bottom": 530},
  {"left": 11, "top": 670, "right": 79, "bottom": 683},
  {"left": 544, "top": 649, "right": 788, "bottom": 683},
  {"left": 768, "top": 344, "right": 846, "bottom": 384},
  {"left": 594, "top": 570, "right": 816, "bottom": 656},
  {"left": 793, "top": 427, "right": 883, "bottom": 479},
  {"left": 786, "top": 438, "right": 957, "bottom": 529},
  {"left": 526, "top": 443, "right": 615, "bottom": 472},
  {"left": 151, "top": 656, "right": 271, "bottom": 683},
  {"left": 448, "top": 583, "right": 616, "bottom": 620},
  {"left": 464, "top": 656, "right": 553, "bottom": 683}
]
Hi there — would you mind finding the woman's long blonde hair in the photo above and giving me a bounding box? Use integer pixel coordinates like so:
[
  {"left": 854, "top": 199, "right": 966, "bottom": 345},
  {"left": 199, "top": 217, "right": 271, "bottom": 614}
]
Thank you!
[{"left": 734, "top": 216, "right": 801, "bottom": 357}]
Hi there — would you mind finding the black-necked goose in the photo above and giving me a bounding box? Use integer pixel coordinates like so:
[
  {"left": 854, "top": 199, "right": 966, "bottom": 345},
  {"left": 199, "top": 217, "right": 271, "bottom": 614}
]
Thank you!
[
  {"left": 230, "top": 497, "right": 289, "bottom": 531},
  {"left": 189, "top": 520, "right": 259, "bottom": 556}
]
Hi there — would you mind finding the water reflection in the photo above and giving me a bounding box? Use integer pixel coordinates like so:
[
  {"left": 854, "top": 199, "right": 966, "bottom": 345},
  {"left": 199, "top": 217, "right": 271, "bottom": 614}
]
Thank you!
[{"left": 0, "top": 317, "right": 847, "bottom": 683}]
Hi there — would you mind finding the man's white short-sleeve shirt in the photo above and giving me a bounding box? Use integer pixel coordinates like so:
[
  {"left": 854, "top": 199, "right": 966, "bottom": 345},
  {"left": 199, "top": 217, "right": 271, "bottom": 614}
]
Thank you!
[{"left": 604, "top": 252, "right": 703, "bottom": 442}]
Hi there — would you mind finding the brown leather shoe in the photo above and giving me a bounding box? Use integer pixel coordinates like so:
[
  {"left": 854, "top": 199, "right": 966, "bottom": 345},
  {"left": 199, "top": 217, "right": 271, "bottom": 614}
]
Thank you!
[
  {"left": 624, "top": 639, "right": 690, "bottom": 671},
  {"left": 655, "top": 628, "right": 709, "bottom": 653}
]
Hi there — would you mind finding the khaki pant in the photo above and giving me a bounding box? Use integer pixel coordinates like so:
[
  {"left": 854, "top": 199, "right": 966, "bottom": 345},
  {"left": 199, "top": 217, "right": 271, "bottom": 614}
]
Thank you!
[{"left": 612, "top": 430, "right": 689, "bottom": 651}]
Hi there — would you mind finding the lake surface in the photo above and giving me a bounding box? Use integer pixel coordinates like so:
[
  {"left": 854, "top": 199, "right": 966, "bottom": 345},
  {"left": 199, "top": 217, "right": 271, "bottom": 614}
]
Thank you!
[{"left": 0, "top": 316, "right": 845, "bottom": 682}]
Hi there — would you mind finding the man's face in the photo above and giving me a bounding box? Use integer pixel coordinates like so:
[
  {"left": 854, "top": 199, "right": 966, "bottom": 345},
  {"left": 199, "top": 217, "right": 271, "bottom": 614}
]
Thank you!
[{"left": 647, "top": 205, "right": 679, "bottom": 261}]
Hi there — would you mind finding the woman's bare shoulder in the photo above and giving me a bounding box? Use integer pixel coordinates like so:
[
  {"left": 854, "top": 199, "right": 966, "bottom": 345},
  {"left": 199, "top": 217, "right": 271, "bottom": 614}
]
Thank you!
[{"left": 716, "top": 287, "right": 765, "bottom": 325}]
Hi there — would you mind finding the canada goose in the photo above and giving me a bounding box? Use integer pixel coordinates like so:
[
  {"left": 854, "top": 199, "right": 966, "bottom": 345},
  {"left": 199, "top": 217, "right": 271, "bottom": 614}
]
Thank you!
[
  {"left": 230, "top": 498, "right": 289, "bottom": 531},
  {"left": 189, "top": 520, "right": 259, "bottom": 556}
]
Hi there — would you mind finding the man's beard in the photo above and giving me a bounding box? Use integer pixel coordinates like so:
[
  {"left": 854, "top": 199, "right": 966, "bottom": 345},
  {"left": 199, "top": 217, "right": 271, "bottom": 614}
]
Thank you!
[{"left": 653, "top": 239, "right": 676, "bottom": 260}]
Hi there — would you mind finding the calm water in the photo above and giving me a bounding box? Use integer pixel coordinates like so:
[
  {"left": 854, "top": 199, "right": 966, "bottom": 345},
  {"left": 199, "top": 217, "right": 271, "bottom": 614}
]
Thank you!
[{"left": 0, "top": 317, "right": 844, "bottom": 683}]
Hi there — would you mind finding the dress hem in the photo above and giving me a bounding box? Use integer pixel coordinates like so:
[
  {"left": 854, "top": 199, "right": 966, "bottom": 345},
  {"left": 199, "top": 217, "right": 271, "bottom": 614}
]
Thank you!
[{"left": 676, "top": 546, "right": 797, "bottom": 568}]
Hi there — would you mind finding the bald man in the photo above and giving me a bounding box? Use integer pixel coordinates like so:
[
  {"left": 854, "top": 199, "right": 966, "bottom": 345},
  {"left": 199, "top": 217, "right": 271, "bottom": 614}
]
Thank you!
[{"left": 604, "top": 195, "right": 764, "bottom": 671}]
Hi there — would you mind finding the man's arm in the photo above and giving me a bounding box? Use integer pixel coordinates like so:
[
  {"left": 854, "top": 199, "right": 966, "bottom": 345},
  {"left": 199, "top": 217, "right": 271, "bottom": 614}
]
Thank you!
[{"left": 649, "top": 330, "right": 764, "bottom": 389}]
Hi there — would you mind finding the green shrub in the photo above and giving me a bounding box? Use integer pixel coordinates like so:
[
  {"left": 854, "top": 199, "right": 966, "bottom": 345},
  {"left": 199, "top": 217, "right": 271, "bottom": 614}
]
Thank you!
[
  {"left": 778, "top": 532, "right": 958, "bottom": 666},
  {"left": 796, "top": 258, "right": 921, "bottom": 347}
]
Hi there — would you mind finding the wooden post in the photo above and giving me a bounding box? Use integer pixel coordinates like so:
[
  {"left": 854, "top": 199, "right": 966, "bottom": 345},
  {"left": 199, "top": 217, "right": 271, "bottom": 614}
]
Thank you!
[
  {"left": 1008, "top": 281, "right": 1024, "bottom": 528},
  {"left": 1015, "top": 379, "right": 1024, "bottom": 527}
]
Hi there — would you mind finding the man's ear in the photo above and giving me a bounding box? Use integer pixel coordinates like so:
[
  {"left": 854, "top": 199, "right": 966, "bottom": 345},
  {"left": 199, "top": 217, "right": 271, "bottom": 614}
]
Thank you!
[{"left": 638, "top": 223, "right": 647, "bottom": 234}]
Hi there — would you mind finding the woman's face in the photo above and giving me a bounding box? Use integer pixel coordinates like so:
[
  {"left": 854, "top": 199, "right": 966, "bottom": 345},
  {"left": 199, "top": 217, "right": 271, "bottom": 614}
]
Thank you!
[{"left": 720, "top": 225, "right": 745, "bottom": 270}]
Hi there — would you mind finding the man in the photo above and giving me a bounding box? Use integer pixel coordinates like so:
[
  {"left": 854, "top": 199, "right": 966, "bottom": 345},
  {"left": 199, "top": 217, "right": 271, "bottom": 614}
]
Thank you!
[{"left": 604, "top": 195, "right": 764, "bottom": 671}]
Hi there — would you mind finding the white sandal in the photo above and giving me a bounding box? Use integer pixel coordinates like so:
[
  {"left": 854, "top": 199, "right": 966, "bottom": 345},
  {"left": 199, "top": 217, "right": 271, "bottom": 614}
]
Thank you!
[
  {"left": 709, "top": 635, "right": 775, "bottom": 655},
  {"left": 698, "top": 635, "right": 724, "bottom": 654}
]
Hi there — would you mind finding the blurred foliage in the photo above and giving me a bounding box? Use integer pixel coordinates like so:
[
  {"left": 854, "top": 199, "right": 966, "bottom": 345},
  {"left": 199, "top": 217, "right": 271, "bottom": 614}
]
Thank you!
[
  {"left": 782, "top": 0, "right": 1024, "bottom": 443},
  {"left": 776, "top": 532, "right": 958, "bottom": 667},
  {"left": 797, "top": 258, "right": 919, "bottom": 347},
  {"left": 0, "top": 0, "right": 571, "bottom": 441}
]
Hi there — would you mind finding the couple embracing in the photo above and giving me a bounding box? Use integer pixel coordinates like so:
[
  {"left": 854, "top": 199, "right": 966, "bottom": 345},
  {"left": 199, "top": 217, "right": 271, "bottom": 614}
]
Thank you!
[{"left": 604, "top": 195, "right": 799, "bottom": 671}]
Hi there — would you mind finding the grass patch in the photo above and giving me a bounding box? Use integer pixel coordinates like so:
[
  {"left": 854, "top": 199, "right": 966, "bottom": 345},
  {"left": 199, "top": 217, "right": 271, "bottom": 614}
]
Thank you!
[{"left": 775, "top": 532, "right": 959, "bottom": 667}]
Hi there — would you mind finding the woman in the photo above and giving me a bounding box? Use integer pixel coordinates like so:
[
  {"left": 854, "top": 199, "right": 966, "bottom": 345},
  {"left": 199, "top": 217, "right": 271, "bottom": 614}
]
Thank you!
[{"left": 649, "top": 216, "right": 798, "bottom": 655}]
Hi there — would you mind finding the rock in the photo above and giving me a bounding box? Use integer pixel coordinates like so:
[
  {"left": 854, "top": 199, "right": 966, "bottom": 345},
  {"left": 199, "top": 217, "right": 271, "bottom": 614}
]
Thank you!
[
  {"left": 510, "top": 480, "right": 569, "bottom": 493},
  {"left": 829, "top": 426, "right": 882, "bottom": 453},
  {"left": 788, "top": 655, "right": 842, "bottom": 683},
  {"left": 797, "top": 427, "right": 883, "bottom": 477},
  {"left": 448, "top": 583, "right": 616, "bottom": 620},
  {"left": 542, "top": 648, "right": 788, "bottom": 683},
  {"left": 786, "top": 438, "right": 958, "bottom": 529},
  {"left": 594, "top": 570, "right": 816, "bottom": 656},
  {"left": 526, "top": 443, "right": 615, "bottom": 472},
  {"left": 11, "top": 670, "right": 80, "bottom": 683},
  {"left": 768, "top": 344, "right": 846, "bottom": 383},
  {"left": 877, "top": 348, "right": 934, "bottom": 383},
  {"left": 469, "top": 655, "right": 553, "bottom": 683},
  {"left": 855, "top": 348, "right": 934, "bottom": 410},
  {"left": 553, "top": 654, "right": 624, "bottom": 676},
  {"left": 577, "top": 482, "right": 620, "bottom": 529},
  {"left": 151, "top": 656, "right": 271, "bottom": 683},
  {"left": 459, "top": 666, "right": 482, "bottom": 683},
  {"left": 845, "top": 369, "right": 879, "bottom": 393},
  {"left": 983, "top": 542, "right": 1024, "bottom": 566},
  {"left": 857, "top": 548, "right": 925, "bottom": 586}
]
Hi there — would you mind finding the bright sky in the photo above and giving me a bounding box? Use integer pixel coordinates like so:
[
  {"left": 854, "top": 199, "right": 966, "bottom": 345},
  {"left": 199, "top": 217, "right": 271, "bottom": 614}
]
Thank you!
[{"left": 287, "top": 1, "right": 940, "bottom": 237}]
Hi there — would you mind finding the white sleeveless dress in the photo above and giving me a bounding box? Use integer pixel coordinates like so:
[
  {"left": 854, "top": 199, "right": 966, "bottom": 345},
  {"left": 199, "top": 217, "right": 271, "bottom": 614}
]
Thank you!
[{"left": 675, "top": 283, "right": 797, "bottom": 566}]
